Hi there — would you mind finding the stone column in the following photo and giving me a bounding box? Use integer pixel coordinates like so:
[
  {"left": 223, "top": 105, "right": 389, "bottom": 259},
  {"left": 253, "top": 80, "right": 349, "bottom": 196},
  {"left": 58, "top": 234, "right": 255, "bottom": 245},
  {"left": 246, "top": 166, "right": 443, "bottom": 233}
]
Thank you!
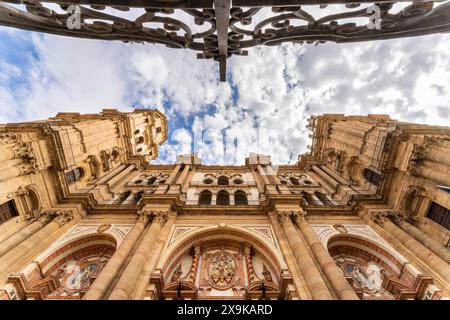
[
  {"left": 0, "top": 217, "right": 48, "bottom": 258},
  {"left": 186, "top": 246, "right": 201, "bottom": 283},
  {"left": 268, "top": 212, "right": 311, "bottom": 299},
  {"left": 108, "top": 211, "right": 167, "bottom": 300},
  {"left": 0, "top": 164, "right": 22, "bottom": 181},
  {"left": 278, "top": 210, "right": 333, "bottom": 300},
  {"left": 166, "top": 164, "right": 181, "bottom": 185},
  {"left": 293, "top": 214, "right": 359, "bottom": 300},
  {"left": 82, "top": 215, "right": 149, "bottom": 300},
  {"left": 311, "top": 165, "right": 339, "bottom": 189},
  {"left": 320, "top": 165, "right": 348, "bottom": 185},
  {"left": 266, "top": 165, "right": 281, "bottom": 185},
  {"left": 229, "top": 192, "right": 235, "bottom": 205},
  {"left": 373, "top": 212, "right": 450, "bottom": 281},
  {"left": 412, "top": 164, "right": 450, "bottom": 186},
  {"left": 0, "top": 148, "right": 15, "bottom": 162},
  {"left": 96, "top": 164, "right": 126, "bottom": 184},
  {"left": 0, "top": 216, "right": 28, "bottom": 244},
  {"left": 106, "top": 164, "right": 136, "bottom": 189},
  {"left": 394, "top": 217, "right": 450, "bottom": 264},
  {"left": 244, "top": 246, "right": 256, "bottom": 283},
  {"left": 131, "top": 212, "right": 176, "bottom": 299},
  {"left": 176, "top": 165, "right": 190, "bottom": 185},
  {"left": 0, "top": 211, "right": 74, "bottom": 282},
  {"left": 427, "top": 145, "right": 450, "bottom": 167},
  {"left": 257, "top": 165, "right": 270, "bottom": 185}
]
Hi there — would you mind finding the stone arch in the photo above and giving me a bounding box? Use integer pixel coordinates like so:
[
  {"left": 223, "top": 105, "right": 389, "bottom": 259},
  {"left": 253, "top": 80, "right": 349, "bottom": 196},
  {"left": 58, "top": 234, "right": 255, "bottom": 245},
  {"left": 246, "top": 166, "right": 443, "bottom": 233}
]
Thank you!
[
  {"left": 217, "top": 175, "right": 229, "bottom": 186},
  {"left": 158, "top": 226, "right": 286, "bottom": 299},
  {"left": 198, "top": 190, "right": 212, "bottom": 205},
  {"left": 216, "top": 190, "right": 230, "bottom": 205},
  {"left": 326, "top": 233, "right": 425, "bottom": 299},
  {"left": 234, "top": 190, "right": 248, "bottom": 205},
  {"left": 402, "top": 186, "right": 425, "bottom": 220},
  {"left": 15, "top": 185, "right": 42, "bottom": 218},
  {"left": 12, "top": 233, "right": 117, "bottom": 299}
]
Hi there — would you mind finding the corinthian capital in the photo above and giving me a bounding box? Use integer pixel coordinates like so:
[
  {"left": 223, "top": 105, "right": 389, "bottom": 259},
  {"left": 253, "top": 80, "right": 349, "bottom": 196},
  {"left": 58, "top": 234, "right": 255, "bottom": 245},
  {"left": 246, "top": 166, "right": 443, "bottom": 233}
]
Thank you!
[
  {"left": 39, "top": 210, "right": 74, "bottom": 226},
  {"left": 386, "top": 211, "right": 404, "bottom": 226},
  {"left": 291, "top": 210, "right": 307, "bottom": 225},
  {"left": 370, "top": 211, "right": 389, "bottom": 227},
  {"left": 53, "top": 211, "right": 74, "bottom": 227},
  {"left": 277, "top": 210, "right": 292, "bottom": 223},
  {"left": 152, "top": 211, "right": 169, "bottom": 226}
]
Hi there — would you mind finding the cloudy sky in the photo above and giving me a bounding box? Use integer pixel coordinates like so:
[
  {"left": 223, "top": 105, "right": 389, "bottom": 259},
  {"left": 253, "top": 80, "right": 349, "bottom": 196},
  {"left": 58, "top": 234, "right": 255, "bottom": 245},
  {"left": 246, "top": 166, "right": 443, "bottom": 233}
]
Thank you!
[{"left": 0, "top": 3, "right": 449, "bottom": 165}]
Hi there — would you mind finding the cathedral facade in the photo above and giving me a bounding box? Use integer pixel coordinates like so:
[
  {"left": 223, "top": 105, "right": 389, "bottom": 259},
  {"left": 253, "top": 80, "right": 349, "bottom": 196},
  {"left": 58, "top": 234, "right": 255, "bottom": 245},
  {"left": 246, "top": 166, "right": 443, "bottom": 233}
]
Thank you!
[{"left": 0, "top": 109, "right": 448, "bottom": 300}]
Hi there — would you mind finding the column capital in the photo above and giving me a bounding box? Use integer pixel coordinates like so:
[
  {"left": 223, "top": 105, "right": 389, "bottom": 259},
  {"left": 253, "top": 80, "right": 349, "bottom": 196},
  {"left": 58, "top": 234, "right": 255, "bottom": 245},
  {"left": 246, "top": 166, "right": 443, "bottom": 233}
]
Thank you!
[
  {"left": 138, "top": 210, "right": 173, "bottom": 226},
  {"left": 277, "top": 210, "right": 294, "bottom": 223},
  {"left": 38, "top": 210, "right": 74, "bottom": 226},
  {"left": 370, "top": 211, "right": 403, "bottom": 227},
  {"left": 370, "top": 211, "right": 389, "bottom": 227},
  {"left": 152, "top": 211, "right": 169, "bottom": 226},
  {"left": 292, "top": 210, "right": 307, "bottom": 225}
]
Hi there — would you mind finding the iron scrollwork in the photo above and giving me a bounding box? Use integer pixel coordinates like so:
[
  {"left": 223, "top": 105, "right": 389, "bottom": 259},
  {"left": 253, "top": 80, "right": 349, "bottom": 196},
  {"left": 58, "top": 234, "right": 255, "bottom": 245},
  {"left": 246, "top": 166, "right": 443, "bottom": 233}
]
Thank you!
[{"left": 0, "top": 0, "right": 448, "bottom": 81}]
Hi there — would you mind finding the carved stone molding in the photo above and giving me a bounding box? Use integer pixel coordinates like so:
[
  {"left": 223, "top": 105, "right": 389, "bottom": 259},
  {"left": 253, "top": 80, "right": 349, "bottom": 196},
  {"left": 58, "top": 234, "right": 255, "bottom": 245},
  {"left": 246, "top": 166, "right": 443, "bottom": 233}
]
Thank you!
[
  {"left": 138, "top": 209, "right": 172, "bottom": 226},
  {"left": 38, "top": 210, "right": 74, "bottom": 227},
  {"left": 153, "top": 211, "right": 169, "bottom": 226},
  {"left": 370, "top": 211, "right": 389, "bottom": 227},
  {"left": 276, "top": 209, "right": 304, "bottom": 224}
]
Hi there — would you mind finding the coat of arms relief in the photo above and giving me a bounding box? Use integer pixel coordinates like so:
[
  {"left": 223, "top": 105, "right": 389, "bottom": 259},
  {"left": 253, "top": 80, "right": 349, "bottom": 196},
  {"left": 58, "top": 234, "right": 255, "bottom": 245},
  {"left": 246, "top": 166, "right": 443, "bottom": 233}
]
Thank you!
[{"left": 208, "top": 250, "right": 236, "bottom": 290}]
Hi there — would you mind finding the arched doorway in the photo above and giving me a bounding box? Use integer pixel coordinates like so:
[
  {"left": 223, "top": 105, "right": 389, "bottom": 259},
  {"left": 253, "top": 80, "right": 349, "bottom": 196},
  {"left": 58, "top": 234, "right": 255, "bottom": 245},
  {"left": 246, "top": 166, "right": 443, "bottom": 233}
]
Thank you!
[
  {"left": 8, "top": 234, "right": 117, "bottom": 299},
  {"left": 158, "top": 228, "right": 289, "bottom": 300},
  {"left": 327, "top": 234, "right": 432, "bottom": 300}
]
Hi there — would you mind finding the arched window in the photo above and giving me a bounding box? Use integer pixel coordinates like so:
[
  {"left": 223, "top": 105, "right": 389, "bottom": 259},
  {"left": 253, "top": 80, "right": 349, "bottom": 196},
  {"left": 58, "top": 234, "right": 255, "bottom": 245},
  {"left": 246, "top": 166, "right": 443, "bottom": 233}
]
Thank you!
[
  {"left": 363, "top": 168, "right": 381, "bottom": 186},
  {"left": 65, "top": 167, "right": 83, "bottom": 184},
  {"left": 199, "top": 190, "right": 212, "bottom": 205},
  {"left": 234, "top": 191, "right": 248, "bottom": 205},
  {"left": 290, "top": 177, "right": 299, "bottom": 185},
  {"left": 216, "top": 190, "right": 230, "bottom": 205},
  {"left": 315, "top": 192, "right": 333, "bottom": 206},
  {"left": 147, "top": 177, "right": 157, "bottom": 185},
  {"left": 218, "top": 176, "right": 229, "bottom": 185}
]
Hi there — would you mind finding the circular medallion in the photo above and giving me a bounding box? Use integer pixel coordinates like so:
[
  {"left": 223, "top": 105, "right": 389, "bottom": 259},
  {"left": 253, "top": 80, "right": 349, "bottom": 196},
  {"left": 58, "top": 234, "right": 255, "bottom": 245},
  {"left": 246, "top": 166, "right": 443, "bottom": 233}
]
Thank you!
[{"left": 208, "top": 250, "right": 236, "bottom": 290}]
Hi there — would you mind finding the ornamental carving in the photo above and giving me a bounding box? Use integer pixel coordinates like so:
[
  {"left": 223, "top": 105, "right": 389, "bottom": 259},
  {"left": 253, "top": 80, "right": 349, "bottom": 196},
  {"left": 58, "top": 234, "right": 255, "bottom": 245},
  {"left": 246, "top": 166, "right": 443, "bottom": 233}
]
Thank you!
[
  {"left": 208, "top": 250, "right": 236, "bottom": 290},
  {"left": 0, "top": 1, "right": 448, "bottom": 81},
  {"left": 333, "top": 224, "right": 348, "bottom": 234},
  {"left": 97, "top": 224, "right": 111, "bottom": 233}
]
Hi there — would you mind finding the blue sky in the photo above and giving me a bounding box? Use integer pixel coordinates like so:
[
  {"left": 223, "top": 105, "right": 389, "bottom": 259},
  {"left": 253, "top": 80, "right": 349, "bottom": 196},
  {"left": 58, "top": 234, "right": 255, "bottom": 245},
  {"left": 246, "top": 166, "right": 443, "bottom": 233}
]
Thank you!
[{"left": 1, "top": 10, "right": 450, "bottom": 165}]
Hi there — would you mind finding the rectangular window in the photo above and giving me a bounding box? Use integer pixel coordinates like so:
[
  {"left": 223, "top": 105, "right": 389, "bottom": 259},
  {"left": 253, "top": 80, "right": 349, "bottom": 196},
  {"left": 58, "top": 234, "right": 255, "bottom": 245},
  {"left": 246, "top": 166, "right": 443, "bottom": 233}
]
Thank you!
[
  {"left": 65, "top": 168, "right": 82, "bottom": 185},
  {"left": 0, "top": 200, "right": 19, "bottom": 225},
  {"left": 156, "top": 127, "right": 162, "bottom": 133},
  {"left": 426, "top": 202, "right": 450, "bottom": 231}
]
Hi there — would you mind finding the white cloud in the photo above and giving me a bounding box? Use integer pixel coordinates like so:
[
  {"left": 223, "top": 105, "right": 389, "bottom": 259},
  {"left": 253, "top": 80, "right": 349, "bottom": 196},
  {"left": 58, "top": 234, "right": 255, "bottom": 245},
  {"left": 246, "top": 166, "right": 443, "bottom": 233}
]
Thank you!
[{"left": 0, "top": 24, "right": 449, "bottom": 165}]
